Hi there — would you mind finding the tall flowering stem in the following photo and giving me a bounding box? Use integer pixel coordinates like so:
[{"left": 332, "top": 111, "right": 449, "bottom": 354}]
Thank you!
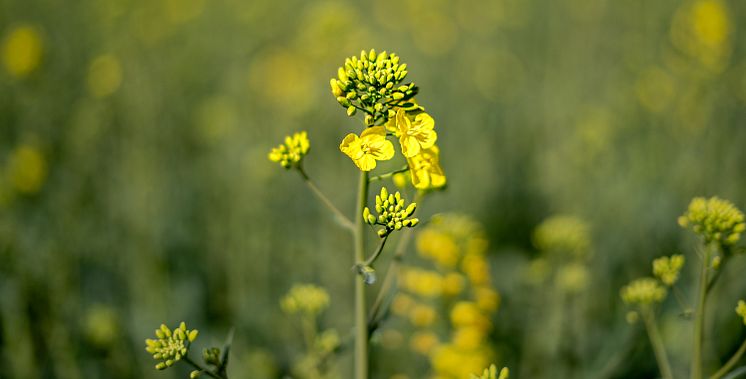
[{"left": 354, "top": 171, "right": 369, "bottom": 379}]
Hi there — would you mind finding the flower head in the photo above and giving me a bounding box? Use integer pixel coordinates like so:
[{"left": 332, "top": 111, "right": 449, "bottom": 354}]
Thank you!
[
  {"left": 533, "top": 215, "right": 591, "bottom": 258},
  {"left": 331, "top": 49, "right": 418, "bottom": 125},
  {"left": 268, "top": 131, "right": 310, "bottom": 168},
  {"left": 678, "top": 196, "right": 745, "bottom": 247},
  {"left": 395, "top": 109, "right": 437, "bottom": 157},
  {"left": 145, "top": 322, "right": 199, "bottom": 370},
  {"left": 407, "top": 145, "right": 446, "bottom": 190},
  {"left": 737, "top": 300, "right": 746, "bottom": 325},
  {"left": 652, "top": 254, "right": 685, "bottom": 286},
  {"left": 621, "top": 278, "right": 667, "bottom": 306},
  {"left": 339, "top": 126, "right": 394, "bottom": 171},
  {"left": 281, "top": 284, "right": 330, "bottom": 316},
  {"left": 363, "top": 187, "right": 418, "bottom": 237}
]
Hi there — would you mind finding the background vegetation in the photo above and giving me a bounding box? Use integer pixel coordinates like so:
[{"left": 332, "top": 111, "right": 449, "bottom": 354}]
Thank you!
[{"left": 1, "top": 0, "right": 746, "bottom": 377}]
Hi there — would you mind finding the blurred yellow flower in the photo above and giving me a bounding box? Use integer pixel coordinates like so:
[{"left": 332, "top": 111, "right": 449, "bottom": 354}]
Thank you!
[
  {"left": 407, "top": 146, "right": 446, "bottom": 190},
  {"left": 670, "top": 0, "right": 731, "bottom": 71},
  {"left": 442, "top": 273, "right": 465, "bottom": 297},
  {"left": 7, "top": 144, "right": 47, "bottom": 194},
  {"left": 395, "top": 109, "right": 437, "bottom": 158},
  {"left": 401, "top": 268, "right": 443, "bottom": 298},
  {"left": 678, "top": 196, "right": 745, "bottom": 246},
  {"left": 620, "top": 277, "right": 667, "bottom": 306},
  {"left": 652, "top": 254, "right": 685, "bottom": 286},
  {"left": 409, "top": 303, "right": 437, "bottom": 327},
  {"left": 450, "top": 301, "right": 489, "bottom": 330},
  {"left": 87, "top": 54, "right": 122, "bottom": 98},
  {"left": 339, "top": 126, "right": 394, "bottom": 171},
  {"left": 453, "top": 326, "right": 485, "bottom": 350},
  {"left": 2, "top": 24, "right": 42, "bottom": 78},
  {"left": 461, "top": 253, "right": 489, "bottom": 286},
  {"left": 532, "top": 215, "right": 591, "bottom": 258},
  {"left": 474, "top": 287, "right": 500, "bottom": 313},
  {"left": 280, "top": 284, "right": 330, "bottom": 316},
  {"left": 410, "top": 331, "right": 439, "bottom": 355},
  {"left": 556, "top": 262, "right": 590, "bottom": 294},
  {"left": 392, "top": 293, "right": 415, "bottom": 316},
  {"left": 269, "top": 131, "right": 310, "bottom": 169},
  {"left": 417, "top": 229, "right": 459, "bottom": 268}
]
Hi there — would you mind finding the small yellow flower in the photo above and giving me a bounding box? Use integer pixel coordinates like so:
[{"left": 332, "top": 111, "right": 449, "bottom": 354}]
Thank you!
[
  {"left": 736, "top": 300, "right": 746, "bottom": 325},
  {"left": 280, "top": 284, "right": 330, "bottom": 316},
  {"left": 396, "top": 109, "right": 437, "bottom": 158},
  {"left": 678, "top": 196, "right": 745, "bottom": 247},
  {"left": 409, "top": 303, "right": 437, "bottom": 327},
  {"left": 652, "top": 254, "right": 685, "bottom": 286},
  {"left": 407, "top": 146, "right": 446, "bottom": 190},
  {"left": 145, "top": 322, "right": 198, "bottom": 370},
  {"left": 410, "top": 331, "right": 439, "bottom": 355},
  {"left": 620, "top": 277, "right": 667, "bottom": 306},
  {"left": 339, "top": 126, "right": 394, "bottom": 171},
  {"left": 268, "top": 131, "right": 310, "bottom": 168}
]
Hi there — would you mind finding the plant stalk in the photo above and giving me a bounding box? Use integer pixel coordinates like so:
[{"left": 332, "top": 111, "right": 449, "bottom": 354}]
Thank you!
[
  {"left": 642, "top": 308, "right": 674, "bottom": 379},
  {"left": 710, "top": 338, "right": 746, "bottom": 379},
  {"left": 298, "top": 166, "right": 355, "bottom": 232},
  {"left": 354, "top": 171, "right": 369, "bottom": 379},
  {"left": 693, "top": 246, "right": 712, "bottom": 379}
]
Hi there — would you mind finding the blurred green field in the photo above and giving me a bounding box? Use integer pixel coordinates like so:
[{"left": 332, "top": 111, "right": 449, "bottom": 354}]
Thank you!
[{"left": 1, "top": 0, "right": 746, "bottom": 378}]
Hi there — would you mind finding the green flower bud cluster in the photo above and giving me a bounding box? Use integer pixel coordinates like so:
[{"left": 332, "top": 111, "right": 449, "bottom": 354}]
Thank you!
[
  {"left": 471, "top": 364, "right": 509, "bottom": 379},
  {"left": 145, "top": 322, "right": 199, "bottom": 370},
  {"left": 737, "top": 300, "right": 746, "bottom": 325},
  {"left": 532, "top": 215, "right": 591, "bottom": 259},
  {"left": 281, "top": 284, "right": 330, "bottom": 316},
  {"left": 203, "top": 347, "right": 222, "bottom": 366},
  {"left": 363, "top": 187, "right": 419, "bottom": 238},
  {"left": 620, "top": 278, "right": 667, "bottom": 306},
  {"left": 330, "top": 49, "right": 419, "bottom": 126},
  {"left": 652, "top": 254, "right": 685, "bottom": 286},
  {"left": 678, "top": 196, "right": 745, "bottom": 247},
  {"left": 268, "top": 131, "right": 310, "bottom": 169}
]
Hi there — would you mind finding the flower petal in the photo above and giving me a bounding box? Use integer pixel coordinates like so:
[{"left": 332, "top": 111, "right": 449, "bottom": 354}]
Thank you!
[
  {"left": 369, "top": 139, "right": 395, "bottom": 161},
  {"left": 415, "top": 113, "right": 435, "bottom": 130},
  {"left": 396, "top": 109, "right": 411, "bottom": 134},
  {"left": 356, "top": 154, "right": 377, "bottom": 171},
  {"left": 417, "top": 129, "right": 437, "bottom": 150},
  {"left": 340, "top": 133, "right": 364, "bottom": 160},
  {"left": 400, "top": 135, "right": 421, "bottom": 157}
]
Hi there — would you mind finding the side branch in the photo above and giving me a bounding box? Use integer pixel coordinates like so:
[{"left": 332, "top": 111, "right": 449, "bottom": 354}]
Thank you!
[
  {"left": 298, "top": 166, "right": 355, "bottom": 232},
  {"left": 711, "top": 338, "right": 746, "bottom": 379}
]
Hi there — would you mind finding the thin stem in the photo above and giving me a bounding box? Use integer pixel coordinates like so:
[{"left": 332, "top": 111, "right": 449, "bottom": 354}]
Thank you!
[
  {"left": 707, "top": 254, "right": 729, "bottom": 295},
  {"left": 362, "top": 235, "right": 389, "bottom": 267},
  {"left": 693, "top": 245, "right": 713, "bottom": 379},
  {"left": 353, "top": 171, "right": 369, "bottom": 379},
  {"left": 369, "top": 166, "right": 409, "bottom": 182},
  {"left": 723, "top": 366, "right": 746, "bottom": 379},
  {"left": 183, "top": 356, "right": 223, "bottom": 379},
  {"left": 298, "top": 166, "right": 355, "bottom": 232},
  {"left": 710, "top": 338, "right": 746, "bottom": 379},
  {"left": 642, "top": 308, "right": 674, "bottom": 379}
]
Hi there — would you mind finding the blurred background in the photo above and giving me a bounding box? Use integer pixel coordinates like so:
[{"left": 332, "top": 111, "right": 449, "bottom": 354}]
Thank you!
[{"left": 1, "top": 0, "right": 746, "bottom": 378}]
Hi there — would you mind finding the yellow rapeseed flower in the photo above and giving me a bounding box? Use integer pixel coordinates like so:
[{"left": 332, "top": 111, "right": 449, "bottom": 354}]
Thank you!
[
  {"left": 280, "top": 284, "right": 330, "bottom": 316},
  {"left": 407, "top": 145, "right": 446, "bottom": 190},
  {"left": 7, "top": 144, "right": 47, "bottom": 194},
  {"left": 453, "top": 326, "right": 486, "bottom": 350},
  {"left": 450, "top": 301, "right": 489, "bottom": 331},
  {"left": 2, "top": 24, "right": 43, "bottom": 77},
  {"left": 410, "top": 331, "right": 439, "bottom": 355},
  {"left": 339, "top": 126, "right": 394, "bottom": 171},
  {"left": 678, "top": 196, "right": 745, "bottom": 247},
  {"left": 409, "top": 303, "right": 437, "bottom": 327},
  {"left": 652, "top": 254, "right": 685, "bottom": 286},
  {"left": 268, "top": 131, "right": 310, "bottom": 169},
  {"left": 737, "top": 300, "right": 746, "bottom": 325},
  {"left": 395, "top": 109, "right": 437, "bottom": 157},
  {"left": 620, "top": 277, "right": 667, "bottom": 306}
]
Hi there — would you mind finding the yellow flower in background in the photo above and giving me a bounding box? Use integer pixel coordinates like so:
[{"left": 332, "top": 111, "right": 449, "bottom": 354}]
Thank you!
[
  {"left": 401, "top": 268, "right": 443, "bottom": 298},
  {"left": 407, "top": 146, "right": 446, "bottom": 190},
  {"left": 737, "top": 300, "right": 746, "bottom": 325},
  {"left": 652, "top": 254, "right": 685, "bottom": 286},
  {"left": 461, "top": 253, "right": 489, "bottom": 286},
  {"left": 87, "top": 54, "right": 123, "bottom": 98},
  {"left": 442, "top": 273, "right": 465, "bottom": 297},
  {"left": 453, "top": 326, "right": 486, "bottom": 350},
  {"left": 392, "top": 293, "right": 415, "bottom": 316},
  {"left": 269, "top": 131, "right": 310, "bottom": 169},
  {"left": 417, "top": 229, "right": 459, "bottom": 268},
  {"left": 339, "top": 126, "right": 394, "bottom": 171},
  {"left": 670, "top": 0, "right": 731, "bottom": 71},
  {"left": 450, "top": 301, "right": 489, "bottom": 330},
  {"left": 532, "top": 215, "right": 591, "bottom": 258},
  {"left": 410, "top": 331, "right": 439, "bottom": 355},
  {"left": 395, "top": 109, "right": 437, "bottom": 157},
  {"left": 678, "top": 196, "right": 745, "bottom": 247},
  {"left": 280, "top": 284, "right": 330, "bottom": 316},
  {"left": 2, "top": 24, "right": 43, "bottom": 78},
  {"left": 409, "top": 303, "right": 437, "bottom": 327},
  {"left": 556, "top": 262, "right": 590, "bottom": 294},
  {"left": 474, "top": 287, "right": 500, "bottom": 313},
  {"left": 620, "top": 277, "right": 667, "bottom": 306},
  {"left": 7, "top": 144, "right": 47, "bottom": 194}
]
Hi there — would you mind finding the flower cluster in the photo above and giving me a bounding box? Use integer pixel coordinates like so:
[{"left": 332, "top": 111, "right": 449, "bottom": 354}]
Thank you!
[
  {"left": 737, "top": 300, "right": 746, "bottom": 325},
  {"left": 268, "top": 131, "right": 310, "bottom": 169},
  {"left": 389, "top": 214, "right": 498, "bottom": 379},
  {"left": 280, "top": 284, "right": 330, "bottom": 317},
  {"left": 471, "top": 364, "right": 509, "bottom": 379},
  {"left": 145, "top": 322, "right": 199, "bottom": 370},
  {"left": 363, "top": 187, "right": 418, "bottom": 237},
  {"left": 678, "top": 196, "right": 745, "bottom": 247},
  {"left": 621, "top": 278, "right": 667, "bottom": 306},
  {"left": 532, "top": 215, "right": 591, "bottom": 258},
  {"left": 652, "top": 254, "right": 685, "bottom": 286},
  {"left": 330, "top": 49, "right": 418, "bottom": 125}
]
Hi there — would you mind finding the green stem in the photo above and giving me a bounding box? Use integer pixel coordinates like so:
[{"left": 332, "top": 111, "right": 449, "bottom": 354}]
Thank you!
[
  {"left": 354, "top": 171, "right": 369, "bottom": 379},
  {"left": 183, "top": 356, "right": 224, "bottom": 379},
  {"left": 362, "top": 235, "right": 389, "bottom": 267},
  {"left": 693, "top": 246, "right": 713, "bottom": 379},
  {"left": 642, "top": 308, "right": 674, "bottom": 379},
  {"left": 369, "top": 166, "right": 409, "bottom": 182},
  {"left": 710, "top": 338, "right": 746, "bottom": 379},
  {"left": 298, "top": 166, "right": 355, "bottom": 232}
]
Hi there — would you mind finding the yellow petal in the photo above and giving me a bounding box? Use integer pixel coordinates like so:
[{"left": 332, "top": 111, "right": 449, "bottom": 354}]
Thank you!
[
  {"left": 361, "top": 125, "right": 387, "bottom": 138},
  {"left": 400, "top": 135, "right": 421, "bottom": 157},
  {"left": 356, "top": 154, "right": 377, "bottom": 171},
  {"left": 369, "top": 139, "right": 395, "bottom": 161},
  {"left": 396, "top": 109, "right": 411, "bottom": 134},
  {"left": 415, "top": 113, "right": 434, "bottom": 130},
  {"left": 417, "top": 129, "right": 437, "bottom": 150},
  {"left": 340, "top": 133, "right": 364, "bottom": 160}
]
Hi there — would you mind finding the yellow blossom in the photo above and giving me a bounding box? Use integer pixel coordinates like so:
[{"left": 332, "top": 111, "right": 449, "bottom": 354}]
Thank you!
[
  {"left": 409, "top": 303, "right": 437, "bottom": 327},
  {"left": 339, "top": 126, "right": 394, "bottom": 171},
  {"left": 2, "top": 24, "right": 43, "bottom": 77},
  {"left": 678, "top": 196, "right": 745, "bottom": 247},
  {"left": 462, "top": 253, "right": 489, "bottom": 286},
  {"left": 453, "top": 326, "right": 486, "bottom": 350},
  {"left": 737, "top": 300, "right": 746, "bottom": 325},
  {"left": 280, "top": 284, "right": 330, "bottom": 316},
  {"left": 391, "top": 293, "right": 414, "bottom": 316},
  {"left": 395, "top": 109, "right": 437, "bottom": 157},
  {"left": 442, "top": 273, "right": 466, "bottom": 297},
  {"left": 450, "top": 301, "right": 489, "bottom": 331},
  {"left": 407, "top": 146, "right": 446, "bottom": 190},
  {"left": 7, "top": 144, "right": 47, "bottom": 194},
  {"left": 475, "top": 287, "right": 500, "bottom": 313},
  {"left": 620, "top": 277, "right": 667, "bottom": 306},
  {"left": 652, "top": 254, "right": 685, "bottom": 286},
  {"left": 268, "top": 131, "right": 310, "bottom": 168},
  {"left": 410, "top": 331, "right": 439, "bottom": 355},
  {"left": 417, "top": 229, "right": 459, "bottom": 268}
]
